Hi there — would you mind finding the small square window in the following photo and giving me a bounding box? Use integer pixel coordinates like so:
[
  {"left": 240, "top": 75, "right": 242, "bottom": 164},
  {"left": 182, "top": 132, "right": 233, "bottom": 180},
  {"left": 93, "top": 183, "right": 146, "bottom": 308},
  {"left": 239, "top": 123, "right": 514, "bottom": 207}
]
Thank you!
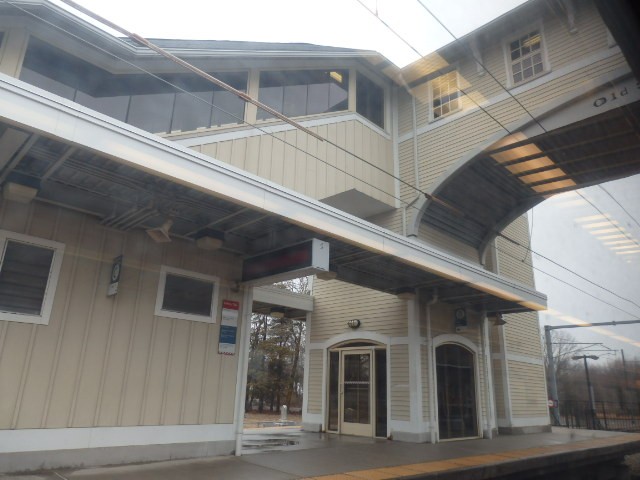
[
  {"left": 155, "top": 266, "right": 219, "bottom": 323},
  {"left": 431, "top": 71, "right": 461, "bottom": 121},
  {"left": 507, "top": 29, "right": 547, "bottom": 86},
  {"left": 0, "top": 230, "right": 65, "bottom": 325}
]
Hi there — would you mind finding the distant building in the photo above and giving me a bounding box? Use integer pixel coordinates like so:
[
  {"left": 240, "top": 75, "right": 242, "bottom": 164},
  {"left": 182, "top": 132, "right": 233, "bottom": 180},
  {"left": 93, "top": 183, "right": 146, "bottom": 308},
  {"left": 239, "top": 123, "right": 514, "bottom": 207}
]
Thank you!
[{"left": 0, "top": 0, "right": 638, "bottom": 472}]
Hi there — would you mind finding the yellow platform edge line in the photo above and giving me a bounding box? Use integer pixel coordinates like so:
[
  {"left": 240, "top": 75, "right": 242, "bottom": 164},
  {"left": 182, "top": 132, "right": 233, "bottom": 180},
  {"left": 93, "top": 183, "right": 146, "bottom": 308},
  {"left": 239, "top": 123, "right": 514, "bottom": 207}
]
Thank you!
[{"left": 299, "top": 433, "right": 640, "bottom": 480}]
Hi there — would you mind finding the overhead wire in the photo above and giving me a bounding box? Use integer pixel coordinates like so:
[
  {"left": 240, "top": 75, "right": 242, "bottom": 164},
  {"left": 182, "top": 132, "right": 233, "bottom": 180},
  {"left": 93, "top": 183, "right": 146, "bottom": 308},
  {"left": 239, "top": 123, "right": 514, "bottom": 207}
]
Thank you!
[
  {"left": 1, "top": 0, "right": 425, "bottom": 215},
  {"left": 358, "top": 0, "right": 640, "bottom": 316},
  {"left": 598, "top": 184, "right": 640, "bottom": 232},
  {"left": 5, "top": 0, "right": 638, "bottom": 317}
]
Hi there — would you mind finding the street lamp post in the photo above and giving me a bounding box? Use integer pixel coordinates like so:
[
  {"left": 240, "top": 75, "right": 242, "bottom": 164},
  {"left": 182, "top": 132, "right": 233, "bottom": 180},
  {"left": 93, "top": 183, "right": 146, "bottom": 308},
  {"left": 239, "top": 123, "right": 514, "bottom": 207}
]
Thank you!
[{"left": 572, "top": 354, "right": 600, "bottom": 429}]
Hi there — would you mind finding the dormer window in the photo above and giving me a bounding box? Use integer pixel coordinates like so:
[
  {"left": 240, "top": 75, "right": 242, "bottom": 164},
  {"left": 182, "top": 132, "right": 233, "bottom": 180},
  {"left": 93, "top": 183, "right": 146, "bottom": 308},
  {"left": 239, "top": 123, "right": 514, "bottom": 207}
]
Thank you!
[
  {"left": 507, "top": 29, "right": 547, "bottom": 86},
  {"left": 430, "top": 70, "right": 461, "bottom": 121}
]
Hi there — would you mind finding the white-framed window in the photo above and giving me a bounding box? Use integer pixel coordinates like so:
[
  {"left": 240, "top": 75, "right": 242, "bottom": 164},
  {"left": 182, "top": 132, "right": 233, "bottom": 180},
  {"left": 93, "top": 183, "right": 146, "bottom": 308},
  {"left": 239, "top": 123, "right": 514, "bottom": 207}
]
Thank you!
[
  {"left": 506, "top": 28, "right": 547, "bottom": 86},
  {"left": 154, "top": 265, "right": 219, "bottom": 323},
  {"left": 0, "top": 230, "right": 65, "bottom": 325},
  {"left": 430, "top": 70, "right": 461, "bottom": 121}
]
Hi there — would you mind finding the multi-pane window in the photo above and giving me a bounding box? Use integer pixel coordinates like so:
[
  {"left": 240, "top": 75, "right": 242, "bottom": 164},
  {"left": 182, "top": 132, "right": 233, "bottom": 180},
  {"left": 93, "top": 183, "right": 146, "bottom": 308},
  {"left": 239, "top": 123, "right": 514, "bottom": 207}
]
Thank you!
[
  {"left": 431, "top": 71, "right": 460, "bottom": 120},
  {"left": 20, "top": 37, "right": 247, "bottom": 134},
  {"left": 0, "top": 231, "right": 65, "bottom": 325},
  {"left": 155, "top": 266, "right": 219, "bottom": 323},
  {"left": 509, "top": 30, "right": 545, "bottom": 85},
  {"left": 257, "top": 70, "right": 349, "bottom": 120},
  {"left": 356, "top": 73, "right": 384, "bottom": 128}
]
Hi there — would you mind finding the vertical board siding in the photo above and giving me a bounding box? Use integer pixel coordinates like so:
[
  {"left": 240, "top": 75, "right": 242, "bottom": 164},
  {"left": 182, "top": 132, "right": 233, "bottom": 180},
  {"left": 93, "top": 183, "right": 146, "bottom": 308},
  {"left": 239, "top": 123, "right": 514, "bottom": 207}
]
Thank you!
[
  {"left": 421, "top": 344, "right": 429, "bottom": 421},
  {"left": 306, "top": 349, "right": 323, "bottom": 414},
  {"left": 390, "top": 344, "right": 410, "bottom": 421},
  {"left": 0, "top": 199, "right": 242, "bottom": 430},
  {"left": 192, "top": 119, "right": 395, "bottom": 208},
  {"left": 492, "top": 359, "right": 506, "bottom": 419},
  {"left": 311, "top": 280, "right": 407, "bottom": 343}
]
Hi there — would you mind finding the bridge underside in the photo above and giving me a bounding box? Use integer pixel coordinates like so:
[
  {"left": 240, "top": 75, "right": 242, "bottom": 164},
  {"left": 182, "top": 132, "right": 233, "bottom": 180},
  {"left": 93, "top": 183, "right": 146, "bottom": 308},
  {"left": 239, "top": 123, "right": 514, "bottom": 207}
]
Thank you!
[{"left": 421, "top": 99, "right": 640, "bottom": 253}]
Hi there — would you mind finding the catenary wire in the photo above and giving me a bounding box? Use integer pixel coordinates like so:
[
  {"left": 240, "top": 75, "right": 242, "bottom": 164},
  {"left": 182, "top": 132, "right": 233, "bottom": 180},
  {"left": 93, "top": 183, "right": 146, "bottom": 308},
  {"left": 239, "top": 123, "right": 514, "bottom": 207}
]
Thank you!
[
  {"left": 494, "top": 243, "right": 640, "bottom": 319},
  {"left": 357, "top": 0, "right": 640, "bottom": 314},
  {"left": 577, "top": 190, "right": 640, "bottom": 249},
  {"left": 598, "top": 184, "right": 640, "bottom": 232},
  {"left": 6, "top": 0, "right": 639, "bottom": 318}
]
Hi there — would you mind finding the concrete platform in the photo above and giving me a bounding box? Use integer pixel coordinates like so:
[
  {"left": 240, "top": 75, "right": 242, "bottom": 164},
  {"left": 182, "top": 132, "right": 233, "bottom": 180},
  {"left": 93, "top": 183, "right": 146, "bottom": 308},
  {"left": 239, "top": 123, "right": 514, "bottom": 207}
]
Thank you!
[{"left": 2, "top": 428, "right": 639, "bottom": 479}]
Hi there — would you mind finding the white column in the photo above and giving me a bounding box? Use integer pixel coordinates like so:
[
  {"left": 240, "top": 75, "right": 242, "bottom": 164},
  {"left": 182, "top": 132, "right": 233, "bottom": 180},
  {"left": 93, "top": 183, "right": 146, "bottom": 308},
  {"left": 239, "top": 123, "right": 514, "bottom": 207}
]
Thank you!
[{"left": 233, "top": 286, "right": 254, "bottom": 456}]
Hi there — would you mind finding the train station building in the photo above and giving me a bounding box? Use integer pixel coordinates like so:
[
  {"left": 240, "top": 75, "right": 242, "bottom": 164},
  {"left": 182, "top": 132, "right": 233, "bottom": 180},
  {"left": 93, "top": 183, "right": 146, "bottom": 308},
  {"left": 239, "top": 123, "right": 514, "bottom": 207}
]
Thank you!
[{"left": 0, "top": 0, "right": 638, "bottom": 472}]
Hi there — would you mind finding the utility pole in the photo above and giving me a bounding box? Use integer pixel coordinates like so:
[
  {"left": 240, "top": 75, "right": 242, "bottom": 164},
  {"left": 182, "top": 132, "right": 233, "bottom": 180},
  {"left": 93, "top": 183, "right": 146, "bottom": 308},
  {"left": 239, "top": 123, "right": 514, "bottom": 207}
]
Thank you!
[
  {"left": 543, "top": 319, "right": 640, "bottom": 427},
  {"left": 572, "top": 354, "right": 600, "bottom": 429}
]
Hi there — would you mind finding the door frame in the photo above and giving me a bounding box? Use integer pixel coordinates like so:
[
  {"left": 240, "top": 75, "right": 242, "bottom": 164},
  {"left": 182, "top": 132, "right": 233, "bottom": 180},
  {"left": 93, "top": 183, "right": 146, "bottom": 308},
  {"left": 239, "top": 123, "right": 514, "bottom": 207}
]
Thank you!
[
  {"left": 432, "top": 335, "right": 483, "bottom": 441},
  {"left": 326, "top": 341, "right": 387, "bottom": 437},
  {"left": 339, "top": 347, "right": 375, "bottom": 436}
]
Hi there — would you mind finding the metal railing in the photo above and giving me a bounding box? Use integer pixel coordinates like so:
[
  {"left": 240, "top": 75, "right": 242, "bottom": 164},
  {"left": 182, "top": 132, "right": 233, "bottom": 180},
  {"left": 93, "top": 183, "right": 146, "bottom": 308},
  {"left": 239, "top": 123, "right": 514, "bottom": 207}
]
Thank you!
[{"left": 558, "top": 401, "right": 640, "bottom": 432}]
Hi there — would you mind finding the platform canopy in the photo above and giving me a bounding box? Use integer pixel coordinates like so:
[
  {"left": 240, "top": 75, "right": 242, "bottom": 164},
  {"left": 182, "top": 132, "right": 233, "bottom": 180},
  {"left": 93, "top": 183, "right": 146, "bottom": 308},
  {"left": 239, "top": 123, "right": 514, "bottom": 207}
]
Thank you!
[{"left": 0, "top": 75, "right": 546, "bottom": 315}]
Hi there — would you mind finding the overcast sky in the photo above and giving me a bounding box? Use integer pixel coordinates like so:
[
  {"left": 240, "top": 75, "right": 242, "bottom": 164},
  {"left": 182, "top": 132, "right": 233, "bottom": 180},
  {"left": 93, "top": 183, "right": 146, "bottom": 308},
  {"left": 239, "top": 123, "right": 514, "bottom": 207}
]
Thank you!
[
  {"left": 52, "top": 0, "right": 527, "bottom": 67},
  {"left": 53, "top": 0, "right": 640, "bottom": 359}
]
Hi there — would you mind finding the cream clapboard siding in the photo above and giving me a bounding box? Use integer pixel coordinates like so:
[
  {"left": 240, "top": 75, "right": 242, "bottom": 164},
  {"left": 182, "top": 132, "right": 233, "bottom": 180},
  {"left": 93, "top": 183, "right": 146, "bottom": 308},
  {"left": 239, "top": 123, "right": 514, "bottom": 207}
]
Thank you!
[
  {"left": 390, "top": 344, "right": 409, "bottom": 421},
  {"left": 189, "top": 118, "right": 396, "bottom": 208},
  {"left": 504, "top": 312, "right": 544, "bottom": 358},
  {"left": 367, "top": 208, "right": 404, "bottom": 236},
  {"left": 396, "top": 2, "right": 624, "bottom": 200},
  {"left": 417, "top": 222, "right": 480, "bottom": 264},
  {"left": 306, "top": 349, "right": 323, "bottom": 414},
  {"left": 497, "top": 215, "right": 535, "bottom": 287},
  {"left": 0, "top": 199, "right": 241, "bottom": 430},
  {"left": 310, "top": 280, "right": 407, "bottom": 343},
  {"left": 507, "top": 360, "right": 549, "bottom": 418}
]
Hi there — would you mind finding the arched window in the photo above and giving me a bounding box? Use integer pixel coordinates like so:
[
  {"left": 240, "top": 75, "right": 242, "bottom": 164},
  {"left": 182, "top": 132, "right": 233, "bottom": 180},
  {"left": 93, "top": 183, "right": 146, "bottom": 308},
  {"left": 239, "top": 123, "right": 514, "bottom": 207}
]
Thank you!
[{"left": 436, "top": 343, "right": 478, "bottom": 439}]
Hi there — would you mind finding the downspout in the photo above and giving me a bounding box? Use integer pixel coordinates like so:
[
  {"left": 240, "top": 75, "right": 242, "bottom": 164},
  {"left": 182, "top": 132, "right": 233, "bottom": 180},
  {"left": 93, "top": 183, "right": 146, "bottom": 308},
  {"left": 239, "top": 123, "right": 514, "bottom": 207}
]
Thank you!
[
  {"left": 426, "top": 289, "right": 438, "bottom": 443},
  {"left": 405, "top": 95, "right": 420, "bottom": 238},
  {"left": 412, "top": 96, "right": 420, "bottom": 191},
  {"left": 481, "top": 311, "right": 497, "bottom": 439}
]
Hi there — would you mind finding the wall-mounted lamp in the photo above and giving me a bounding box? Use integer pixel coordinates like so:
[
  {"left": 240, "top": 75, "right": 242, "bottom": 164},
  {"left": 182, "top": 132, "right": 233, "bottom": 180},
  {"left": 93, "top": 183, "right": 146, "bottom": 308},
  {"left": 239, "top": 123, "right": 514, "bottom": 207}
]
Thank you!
[
  {"left": 2, "top": 182, "right": 38, "bottom": 204},
  {"left": 347, "top": 319, "right": 361, "bottom": 329},
  {"left": 396, "top": 287, "right": 416, "bottom": 301},
  {"left": 195, "top": 229, "right": 225, "bottom": 251},
  {"left": 146, "top": 218, "right": 173, "bottom": 243},
  {"left": 316, "top": 270, "right": 337, "bottom": 281},
  {"left": 493, "top": 313, "right": 507, "bottom": 326},
  {"left": 270, "top": 306, "right": 286, "bottom": 319}
]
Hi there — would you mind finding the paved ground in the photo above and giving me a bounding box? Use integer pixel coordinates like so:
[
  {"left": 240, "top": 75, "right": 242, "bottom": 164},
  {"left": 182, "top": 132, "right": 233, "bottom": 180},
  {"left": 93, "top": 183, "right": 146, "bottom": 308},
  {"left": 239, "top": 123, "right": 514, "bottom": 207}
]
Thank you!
[{"left": 2, "top": 428, "right": 639, "bottom": 480}]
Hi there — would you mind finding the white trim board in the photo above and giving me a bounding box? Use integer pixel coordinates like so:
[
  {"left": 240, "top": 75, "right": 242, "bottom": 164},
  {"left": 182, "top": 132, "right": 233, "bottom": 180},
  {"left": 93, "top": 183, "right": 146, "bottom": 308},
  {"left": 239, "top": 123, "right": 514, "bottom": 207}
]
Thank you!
[
  {"left": 0, "top": 423, "right": 235, "bottom": 453},
  {"left": 497, "top": 416, "right": 550, "bottom": 428},
  {"left": 175, "top": 112, "right": 391, "bottom": 147},
  {"left": 492, "top": 352, "right": 545, "bottom": 366}
]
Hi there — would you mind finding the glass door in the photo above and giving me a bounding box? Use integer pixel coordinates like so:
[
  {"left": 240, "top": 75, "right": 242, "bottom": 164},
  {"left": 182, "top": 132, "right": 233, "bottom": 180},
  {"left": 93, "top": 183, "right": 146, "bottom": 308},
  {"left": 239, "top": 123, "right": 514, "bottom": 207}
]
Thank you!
[
  {"left": 436, "top": 344, "right": 479, "bottom": 439},
  {"left": 340, "top": 349, "right": 373, "bottom": 436}
]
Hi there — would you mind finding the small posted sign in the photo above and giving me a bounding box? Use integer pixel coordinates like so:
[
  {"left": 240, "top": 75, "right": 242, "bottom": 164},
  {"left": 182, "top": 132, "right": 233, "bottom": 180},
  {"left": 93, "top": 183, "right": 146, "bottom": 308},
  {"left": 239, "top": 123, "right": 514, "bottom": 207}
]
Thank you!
[
  {"left": 218, "top": 300, "right": 240, "bottom": 355},
  {"left": 107, "top": 255, "right": 123, "bottom": 297}
]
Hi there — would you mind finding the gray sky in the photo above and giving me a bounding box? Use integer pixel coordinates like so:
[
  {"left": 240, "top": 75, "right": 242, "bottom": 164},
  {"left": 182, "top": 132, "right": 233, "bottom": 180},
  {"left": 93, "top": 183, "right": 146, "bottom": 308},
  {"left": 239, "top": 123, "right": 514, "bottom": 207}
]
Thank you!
[
  {"left": 56, "top": 0, "right": 640, "bottom": 359},
  {"left": 531, "top": 176, "right": 640, "bottom": 360},
  {"left": 52, "top": 0, "right": 527, "bottom": 67}
]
